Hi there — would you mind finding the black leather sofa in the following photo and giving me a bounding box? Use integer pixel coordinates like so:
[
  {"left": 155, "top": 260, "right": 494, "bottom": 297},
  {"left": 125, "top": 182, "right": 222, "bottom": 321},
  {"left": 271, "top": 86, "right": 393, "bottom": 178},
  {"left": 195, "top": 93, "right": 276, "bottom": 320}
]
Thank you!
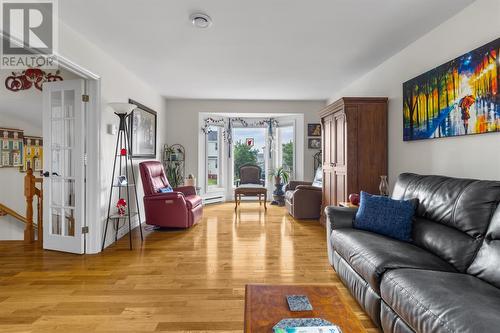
[{"left": 326, "top": 173, "right": 500, "bottom": 333}]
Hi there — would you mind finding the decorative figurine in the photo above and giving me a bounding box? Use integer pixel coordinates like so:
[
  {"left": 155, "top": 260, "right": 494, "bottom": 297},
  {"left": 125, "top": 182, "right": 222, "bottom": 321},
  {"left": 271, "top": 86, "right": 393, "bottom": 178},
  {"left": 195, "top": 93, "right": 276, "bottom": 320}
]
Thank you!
[{"left": 116, "top": 198, "right": 127, "bottom": 216}]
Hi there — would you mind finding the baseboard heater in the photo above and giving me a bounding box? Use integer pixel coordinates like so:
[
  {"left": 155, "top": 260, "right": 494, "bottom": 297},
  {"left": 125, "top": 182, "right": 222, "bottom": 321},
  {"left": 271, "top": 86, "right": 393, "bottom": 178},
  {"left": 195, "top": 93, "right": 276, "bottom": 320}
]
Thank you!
[{"left": 203, "top": 194, "right": 225, "bottom": 205}]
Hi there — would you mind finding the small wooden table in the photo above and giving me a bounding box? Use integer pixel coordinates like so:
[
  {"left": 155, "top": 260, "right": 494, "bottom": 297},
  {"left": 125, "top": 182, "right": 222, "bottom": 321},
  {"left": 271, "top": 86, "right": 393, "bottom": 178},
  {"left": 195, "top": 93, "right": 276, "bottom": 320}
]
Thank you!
[
  {"left": 244, "top": 284, "right": 367, "bottom": 333},
  {"left": 339, "top": 201, "right": 359, "bottom": 208},
  {"left": 235, "top": 186, "right": 267, "bottom": 210}
]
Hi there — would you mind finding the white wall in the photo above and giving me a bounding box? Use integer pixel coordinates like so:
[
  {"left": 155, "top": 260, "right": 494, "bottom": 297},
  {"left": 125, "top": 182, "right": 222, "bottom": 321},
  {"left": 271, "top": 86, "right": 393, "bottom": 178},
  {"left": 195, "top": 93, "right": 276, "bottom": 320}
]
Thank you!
[
  {"left": 164, "top": 99, "right": 325, "bottom": 186},
  {"left": 329, "top": 0, "right": 500, "bottom": 186},
  {"left": 0, "top": 68, "right": 79, "bottom": 240},
  {"left": 57, "top": 22, "right": 169, "bottom": 251}
]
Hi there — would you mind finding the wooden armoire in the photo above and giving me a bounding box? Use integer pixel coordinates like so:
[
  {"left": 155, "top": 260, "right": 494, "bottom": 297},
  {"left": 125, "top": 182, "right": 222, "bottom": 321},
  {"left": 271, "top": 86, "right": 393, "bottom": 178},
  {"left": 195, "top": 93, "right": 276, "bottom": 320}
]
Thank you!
[{"left": 320, "top": 97, "right": 388, "bottom": 221}]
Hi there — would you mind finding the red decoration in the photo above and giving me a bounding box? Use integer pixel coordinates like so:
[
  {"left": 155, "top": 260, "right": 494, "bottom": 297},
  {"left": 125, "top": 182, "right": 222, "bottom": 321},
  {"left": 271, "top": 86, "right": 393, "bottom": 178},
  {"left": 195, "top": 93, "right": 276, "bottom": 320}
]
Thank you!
[
  {"left": 116, "top": 198, "right": 127, "bottom": 216},
  {"left": 120, "top": 148, "right": 127, "bottom": 156},
  {"left": 348, "top": 193, "right": 360, "bottom": 206},
  {"left": 5, "top": 68, "right": 63, "bottom": 92}
]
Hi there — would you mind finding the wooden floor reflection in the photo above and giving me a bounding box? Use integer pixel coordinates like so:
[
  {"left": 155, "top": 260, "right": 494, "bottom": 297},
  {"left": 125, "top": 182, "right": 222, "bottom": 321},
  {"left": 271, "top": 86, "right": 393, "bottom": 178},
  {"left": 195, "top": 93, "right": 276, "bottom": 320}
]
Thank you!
[{"left": 0, "top": 202, "right": 380, "bottom": 332}]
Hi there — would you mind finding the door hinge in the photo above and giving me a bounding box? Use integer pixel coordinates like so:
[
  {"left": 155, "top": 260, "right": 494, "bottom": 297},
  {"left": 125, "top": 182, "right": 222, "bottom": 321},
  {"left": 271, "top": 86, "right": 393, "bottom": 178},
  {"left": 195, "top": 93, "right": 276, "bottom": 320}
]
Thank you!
[
  {"left": 84, "top": 153, "right": 88, "bottom": 166},
  {"left": 82, "top": 94, "right": 90, "bottom": 102},
  {"left": 82, "top": 226, "right": 89, "bottom": 234}
]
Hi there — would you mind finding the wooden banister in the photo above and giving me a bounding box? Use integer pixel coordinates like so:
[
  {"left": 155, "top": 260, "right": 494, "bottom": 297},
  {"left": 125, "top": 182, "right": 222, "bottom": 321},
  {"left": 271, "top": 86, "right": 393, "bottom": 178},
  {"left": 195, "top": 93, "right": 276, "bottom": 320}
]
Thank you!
[
  {"left": 0, "top": 203, "right": 29, "bottom": 224},
  {"left": 0, "top": 169, "right": 42, "bottom": 245}
]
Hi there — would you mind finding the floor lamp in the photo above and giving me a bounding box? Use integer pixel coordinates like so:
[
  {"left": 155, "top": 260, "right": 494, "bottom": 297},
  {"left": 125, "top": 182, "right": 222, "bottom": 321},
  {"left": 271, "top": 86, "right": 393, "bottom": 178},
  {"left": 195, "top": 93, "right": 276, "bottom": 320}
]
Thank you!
[{"left": 102, "top": 102, "right": 143, "bottom": 251}]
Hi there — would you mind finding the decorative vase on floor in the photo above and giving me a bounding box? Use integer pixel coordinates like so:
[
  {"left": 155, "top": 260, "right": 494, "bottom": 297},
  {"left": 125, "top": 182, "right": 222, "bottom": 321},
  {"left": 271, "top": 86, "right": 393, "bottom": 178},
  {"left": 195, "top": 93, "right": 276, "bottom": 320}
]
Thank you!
[
  {"left": 379, "top": 175, "right": 389, "bottom": 196},
  {"left": 271, "top": 177, "right": 285, "bottom": 206}
]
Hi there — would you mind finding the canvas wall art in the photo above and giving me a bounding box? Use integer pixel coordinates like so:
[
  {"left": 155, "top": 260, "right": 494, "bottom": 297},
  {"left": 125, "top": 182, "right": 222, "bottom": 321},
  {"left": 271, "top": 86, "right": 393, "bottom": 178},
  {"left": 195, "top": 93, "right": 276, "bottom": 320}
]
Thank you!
[
  {"left": 403, "top": 37, "right": 499, "bottom": 141},
  {"left": 0, "top": 128, "right": 24, "bottom": 167},
  {"left": 128, "top": 99, "right": 157, "bottom": 158}
]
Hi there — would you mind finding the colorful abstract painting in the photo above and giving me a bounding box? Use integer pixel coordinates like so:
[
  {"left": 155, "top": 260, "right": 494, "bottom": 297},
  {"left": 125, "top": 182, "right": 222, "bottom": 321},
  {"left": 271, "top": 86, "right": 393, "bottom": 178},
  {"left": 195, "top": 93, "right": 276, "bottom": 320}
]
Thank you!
[{"left": 403, "top": 38, "right": 499, "bottom": 141}]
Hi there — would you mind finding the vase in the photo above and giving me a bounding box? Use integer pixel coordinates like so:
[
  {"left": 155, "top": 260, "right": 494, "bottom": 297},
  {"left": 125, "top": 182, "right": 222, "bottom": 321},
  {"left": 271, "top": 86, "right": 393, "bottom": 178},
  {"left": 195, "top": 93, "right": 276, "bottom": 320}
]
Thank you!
[{"left": 379, "top": 175, "right": 389, "bottom": 196}]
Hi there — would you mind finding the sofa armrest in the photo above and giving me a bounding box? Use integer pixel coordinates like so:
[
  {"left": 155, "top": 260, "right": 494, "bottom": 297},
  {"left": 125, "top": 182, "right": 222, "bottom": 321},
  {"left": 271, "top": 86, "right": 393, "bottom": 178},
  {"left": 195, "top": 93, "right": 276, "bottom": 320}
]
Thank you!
[
  {"left": 174, "top": 186, "right": 196, "bottom": 196},
  {"left": 325, "top": 206, "right": 357, "bottom": 230},
  {"left": 325, "top": 206, "right": 357, "bottom": 266},
  {"left": 286, "top": 180, "right": 312, "bottom": 191},
  {"left": 296, "top": 185, "right": 322, "bottom": 191}
]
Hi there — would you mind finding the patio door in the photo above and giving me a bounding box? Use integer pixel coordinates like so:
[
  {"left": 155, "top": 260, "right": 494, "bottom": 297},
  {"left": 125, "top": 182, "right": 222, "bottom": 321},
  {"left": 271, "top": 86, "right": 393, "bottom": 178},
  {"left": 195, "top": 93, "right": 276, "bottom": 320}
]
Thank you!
[{"left": 42, "top": 80, "right": 86, "bottom": 254}]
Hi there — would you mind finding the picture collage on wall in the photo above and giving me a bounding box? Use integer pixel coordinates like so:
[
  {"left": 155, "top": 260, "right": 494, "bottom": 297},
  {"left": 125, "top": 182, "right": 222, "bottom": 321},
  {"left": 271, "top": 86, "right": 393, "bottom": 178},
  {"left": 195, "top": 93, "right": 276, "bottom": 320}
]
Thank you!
[
  {"left": 0, "top": 127, "right": 43, "bottom": 172},
  {"left": 403, "top": 37, "right": 499, "bottom": 141},
  {"left": 307, "top": 123, "right": 321, "bottom": 149}
]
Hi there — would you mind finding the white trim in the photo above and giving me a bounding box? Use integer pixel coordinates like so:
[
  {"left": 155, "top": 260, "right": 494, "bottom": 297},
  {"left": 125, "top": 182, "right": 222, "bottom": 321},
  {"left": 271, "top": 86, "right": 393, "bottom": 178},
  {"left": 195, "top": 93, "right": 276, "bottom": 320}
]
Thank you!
[{"left": 56, "top": 58, "right": 101, "bottom": 254}]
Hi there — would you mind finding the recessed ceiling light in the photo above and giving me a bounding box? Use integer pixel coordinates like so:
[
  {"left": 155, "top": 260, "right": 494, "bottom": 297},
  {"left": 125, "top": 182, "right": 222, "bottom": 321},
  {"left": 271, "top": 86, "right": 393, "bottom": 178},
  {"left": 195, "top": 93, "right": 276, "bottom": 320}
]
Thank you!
[{"left": 190, "top": 13, "right": 212, "bottom": 29}]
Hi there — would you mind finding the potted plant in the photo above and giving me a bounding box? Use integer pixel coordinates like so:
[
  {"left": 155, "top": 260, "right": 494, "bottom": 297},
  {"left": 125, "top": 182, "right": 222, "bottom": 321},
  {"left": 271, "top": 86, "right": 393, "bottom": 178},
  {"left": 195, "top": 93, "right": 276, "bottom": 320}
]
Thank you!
[
  {"left": 271, "top": 166, "right": 290, "bottom": 186},
  {"left": 270, "top": 167, "right": 290, "bottom": 206}
]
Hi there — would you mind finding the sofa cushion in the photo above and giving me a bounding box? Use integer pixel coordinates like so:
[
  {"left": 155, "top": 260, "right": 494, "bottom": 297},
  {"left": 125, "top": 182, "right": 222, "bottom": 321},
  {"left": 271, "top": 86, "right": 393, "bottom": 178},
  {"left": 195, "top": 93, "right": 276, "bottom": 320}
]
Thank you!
[
  {"left": 285, "top": 190, "right": 294, "bottom": 203},
  {"left": 392, "top": 173, "right": 500, "bottom": 272},
  {"left": 184, "top": 195, "right": 202, "bottom": 209},
  {"left": 381, "top": 269, "right": 500, "bottom": 333},
  {"left": 467, "top": 206, "right": 500, "bottom": 288},
  {"left": 354, "top": 191, "right": 416, "bottom": 242},
  {"left": 331, "top": 228, "right": 455, "bottom": 293}
]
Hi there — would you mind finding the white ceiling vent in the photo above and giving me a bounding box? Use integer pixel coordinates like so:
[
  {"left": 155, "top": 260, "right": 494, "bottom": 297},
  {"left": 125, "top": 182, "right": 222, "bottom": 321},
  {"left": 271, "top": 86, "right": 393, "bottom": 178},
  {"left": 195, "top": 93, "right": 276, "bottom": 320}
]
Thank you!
[{"left": 190, "top": 13, "right": 212, "bottom": 29}]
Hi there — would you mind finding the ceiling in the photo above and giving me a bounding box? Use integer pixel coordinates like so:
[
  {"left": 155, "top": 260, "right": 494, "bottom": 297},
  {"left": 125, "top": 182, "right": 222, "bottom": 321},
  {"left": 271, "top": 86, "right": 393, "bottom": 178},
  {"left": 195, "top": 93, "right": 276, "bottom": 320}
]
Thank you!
[{"left": 59, "top": 0, "right": 475, "bottom": 100}]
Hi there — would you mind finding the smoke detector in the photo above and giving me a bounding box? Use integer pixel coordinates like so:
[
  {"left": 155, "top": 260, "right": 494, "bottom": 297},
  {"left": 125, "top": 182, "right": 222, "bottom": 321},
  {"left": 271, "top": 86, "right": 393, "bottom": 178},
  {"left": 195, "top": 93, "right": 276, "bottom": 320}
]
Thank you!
[{"left": 190, "top": 13, "right": 212, "bottom": 29}]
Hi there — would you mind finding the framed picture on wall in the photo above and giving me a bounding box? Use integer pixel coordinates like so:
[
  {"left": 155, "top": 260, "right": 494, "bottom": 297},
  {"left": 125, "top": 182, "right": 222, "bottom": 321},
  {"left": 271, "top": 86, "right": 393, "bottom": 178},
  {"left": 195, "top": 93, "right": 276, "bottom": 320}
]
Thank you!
[
  {"left": 308, "top": 138, "right": 321, "bottom": 149},
  {"left": 307, "top": 123, "right": 321, "bottom": 137},
  {"left": 128, "top": 99, "right": 157, "bottom": 158}
]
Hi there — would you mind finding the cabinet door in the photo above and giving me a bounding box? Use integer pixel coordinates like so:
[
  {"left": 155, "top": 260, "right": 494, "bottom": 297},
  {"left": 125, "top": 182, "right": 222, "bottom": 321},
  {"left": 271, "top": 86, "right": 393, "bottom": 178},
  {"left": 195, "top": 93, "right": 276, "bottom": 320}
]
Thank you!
[
  {"left": 333, "top": 112, "right": 347, "bottom": 204},
  {"left": 321, "top": 115, "right": 334, "bottom": 208}
]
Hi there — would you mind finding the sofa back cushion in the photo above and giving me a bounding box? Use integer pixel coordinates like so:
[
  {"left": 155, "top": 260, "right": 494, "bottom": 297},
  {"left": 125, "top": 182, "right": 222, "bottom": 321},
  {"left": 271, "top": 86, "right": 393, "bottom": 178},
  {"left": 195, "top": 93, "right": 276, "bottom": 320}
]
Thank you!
[
  {"left": 392, "top": 173, "right": 500, "bottom": 272},
  {"left": 312, "top": 167, "right": 323, "bottom": 187},
  {"left": 467, "top": 206, "right": 500, "bottom": 288}
]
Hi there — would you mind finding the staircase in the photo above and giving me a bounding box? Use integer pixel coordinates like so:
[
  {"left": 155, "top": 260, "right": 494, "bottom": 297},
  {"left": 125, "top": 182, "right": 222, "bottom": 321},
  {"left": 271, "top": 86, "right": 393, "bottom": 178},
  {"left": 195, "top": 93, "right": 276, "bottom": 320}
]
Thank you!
[{"left": 0, "top": 169, "right": 43, "bottom": 245}]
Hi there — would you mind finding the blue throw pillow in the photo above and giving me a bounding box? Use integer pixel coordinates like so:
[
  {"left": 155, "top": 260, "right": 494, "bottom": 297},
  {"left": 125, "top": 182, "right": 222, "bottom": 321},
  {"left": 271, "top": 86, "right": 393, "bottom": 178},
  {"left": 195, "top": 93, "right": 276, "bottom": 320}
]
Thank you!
[
  {"left": 158, "top": 186, "right": 173, "bottom": 193},
  {"left": 354, "top": 191, "right": 416, "bottom": 242}
]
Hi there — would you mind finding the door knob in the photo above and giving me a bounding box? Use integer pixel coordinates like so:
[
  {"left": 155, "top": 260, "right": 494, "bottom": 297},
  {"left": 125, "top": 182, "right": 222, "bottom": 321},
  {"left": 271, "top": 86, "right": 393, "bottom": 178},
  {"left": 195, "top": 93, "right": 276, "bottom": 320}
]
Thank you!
[{"left": 42, "top": 171, "right": 50, "bottom": 177}]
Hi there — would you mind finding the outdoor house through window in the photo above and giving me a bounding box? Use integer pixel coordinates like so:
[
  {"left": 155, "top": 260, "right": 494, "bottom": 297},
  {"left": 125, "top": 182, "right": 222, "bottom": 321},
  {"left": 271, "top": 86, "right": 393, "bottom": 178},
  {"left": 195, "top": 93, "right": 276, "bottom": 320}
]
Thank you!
[
  {"left": 199, "top": 113, "right": 304, "bottom": 201},
  {"left": 206, "top": 126, "right": 222, "bottom": 190}
]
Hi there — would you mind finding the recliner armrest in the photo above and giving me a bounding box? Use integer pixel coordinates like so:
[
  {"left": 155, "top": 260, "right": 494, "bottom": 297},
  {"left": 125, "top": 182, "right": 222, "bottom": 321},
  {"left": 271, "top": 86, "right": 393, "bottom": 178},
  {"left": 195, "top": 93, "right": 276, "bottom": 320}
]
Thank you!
[
  {"left": 295, "top": 185, "right": 322, "bottom": 191},
  {"left": 286, "top": 180, "right": 312, "bottom": 191},
  {"left": 174, "top": 186, "right": 196, "bottom": 196}
]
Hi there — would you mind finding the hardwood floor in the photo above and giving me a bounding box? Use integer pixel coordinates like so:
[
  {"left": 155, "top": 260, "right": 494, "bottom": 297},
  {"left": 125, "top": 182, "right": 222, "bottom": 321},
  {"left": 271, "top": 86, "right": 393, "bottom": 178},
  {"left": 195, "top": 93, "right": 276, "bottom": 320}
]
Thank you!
[{"left": 0, "top": 203, "right": 380, "bottom": 332}]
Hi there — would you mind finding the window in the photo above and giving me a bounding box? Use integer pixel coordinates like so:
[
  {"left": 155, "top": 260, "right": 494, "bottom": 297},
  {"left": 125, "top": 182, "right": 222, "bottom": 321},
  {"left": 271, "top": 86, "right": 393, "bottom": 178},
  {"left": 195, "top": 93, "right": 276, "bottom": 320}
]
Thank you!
[
  {"left": 206, "top": 126, "right": 222, "bottom": 189},
  {"left": 277, "top": 125, "right": 295, "bottom": 179}
]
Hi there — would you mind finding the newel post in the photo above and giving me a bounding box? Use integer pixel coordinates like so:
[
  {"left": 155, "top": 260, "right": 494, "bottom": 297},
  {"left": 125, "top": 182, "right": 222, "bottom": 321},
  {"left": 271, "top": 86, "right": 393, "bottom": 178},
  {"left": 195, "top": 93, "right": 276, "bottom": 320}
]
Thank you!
[{"left": 24, "top": 168, "right": 35, "bottom": 243}]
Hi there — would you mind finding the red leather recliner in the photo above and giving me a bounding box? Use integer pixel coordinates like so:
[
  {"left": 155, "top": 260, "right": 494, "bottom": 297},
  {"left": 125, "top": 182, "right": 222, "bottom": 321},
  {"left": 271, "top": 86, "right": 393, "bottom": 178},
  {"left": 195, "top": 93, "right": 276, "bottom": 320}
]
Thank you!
[{"left": 139, "top": 161, "right": 203, "bottom": 228}]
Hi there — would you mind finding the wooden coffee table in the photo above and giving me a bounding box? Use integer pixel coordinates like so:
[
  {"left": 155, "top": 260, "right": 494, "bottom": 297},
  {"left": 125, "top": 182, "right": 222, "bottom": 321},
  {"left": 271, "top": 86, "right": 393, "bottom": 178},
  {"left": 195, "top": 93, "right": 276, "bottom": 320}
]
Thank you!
[
  {"left": 244, "top": 284, "right": 367, "bottom": 333},
  {"left": 235, "top": 186, "right": 267, "bottom": 210}
]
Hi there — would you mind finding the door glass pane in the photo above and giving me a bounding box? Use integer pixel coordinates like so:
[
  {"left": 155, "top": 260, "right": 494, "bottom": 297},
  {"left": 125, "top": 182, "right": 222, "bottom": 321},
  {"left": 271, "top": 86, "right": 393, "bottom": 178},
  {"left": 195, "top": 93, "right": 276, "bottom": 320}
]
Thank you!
[
  {"left": 233, "top": 127, "right": 266, "bottom": 186},
  {"left": 51, "top": 120, "right": 63, "bottom": 147},
  {"left": 64, "top": 90, "right": 75, "bottom": 118},
  {"left": 51, "top": 91, "right": 62, "bottom": 117},
  {"left": 51, "top": 149, "right": 61, "bottom": 176},
  {"left": 64, "top": 180, "right": 75, "bottom": 207},
  {"left": 206, "top": 126, "right": 220, "bottom": 189},
  {"left": 63, "top": 209, "right": 75, "bottom": 236},
  {"left": 64, "top": 119, "right": 74, "bottom": 148},
  {"left": 63, "top": 149, "right": 73, "bottom": 177},
  {"left": 51, "top": 208, "right": 62, "bottom": 235},
  {"left": 278, "top": 126, "right": 294, "bottom": 178},
  {"left": 51, "top": 178, "right": 62, "bottom": 206}
]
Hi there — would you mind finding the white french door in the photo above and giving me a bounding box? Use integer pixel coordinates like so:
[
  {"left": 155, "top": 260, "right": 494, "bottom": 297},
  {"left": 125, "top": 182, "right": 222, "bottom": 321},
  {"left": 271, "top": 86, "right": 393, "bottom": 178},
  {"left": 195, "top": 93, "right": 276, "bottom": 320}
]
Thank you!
[{"left": 42, "top": 80, "right": 86, "bottom": 254}]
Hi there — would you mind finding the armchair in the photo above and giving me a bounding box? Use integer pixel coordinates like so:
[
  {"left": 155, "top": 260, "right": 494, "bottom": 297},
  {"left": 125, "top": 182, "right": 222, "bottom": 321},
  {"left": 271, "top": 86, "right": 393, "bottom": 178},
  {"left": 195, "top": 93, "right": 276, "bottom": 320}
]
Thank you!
[
  {"left": 284, "top": 167, "right": 322, "bottom": 219},
  {"left": 139, "top": 161, "right": 202, "bottom": 228},
  {"left": 235, "top": 164, "right": 265, "bottom": 187}
]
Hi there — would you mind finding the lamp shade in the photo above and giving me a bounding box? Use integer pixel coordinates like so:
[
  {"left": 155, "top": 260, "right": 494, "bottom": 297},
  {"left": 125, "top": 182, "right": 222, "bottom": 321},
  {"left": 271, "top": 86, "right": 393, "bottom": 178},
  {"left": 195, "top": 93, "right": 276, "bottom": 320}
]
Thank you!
[{"left": 109, "top": 102, "right": 137, "bottom": 115}]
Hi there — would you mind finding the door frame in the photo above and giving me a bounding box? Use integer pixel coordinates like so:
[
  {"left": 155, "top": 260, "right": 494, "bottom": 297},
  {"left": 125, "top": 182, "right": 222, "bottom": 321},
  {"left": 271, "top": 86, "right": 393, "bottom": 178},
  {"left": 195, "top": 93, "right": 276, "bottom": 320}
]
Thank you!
[
  {"left": 2, "top": 32, "right": 102, "bottom": 253},
  {"left": 57, "top": 55, "right": 101, "bottom": 254}
]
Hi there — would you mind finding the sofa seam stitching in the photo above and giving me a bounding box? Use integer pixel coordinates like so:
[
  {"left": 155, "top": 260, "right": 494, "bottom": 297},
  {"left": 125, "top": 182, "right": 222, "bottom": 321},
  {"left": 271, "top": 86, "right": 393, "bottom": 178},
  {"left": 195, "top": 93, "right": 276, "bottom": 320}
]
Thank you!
[{"left": 384, "top": 274, "right": 454, "bottom": 333}]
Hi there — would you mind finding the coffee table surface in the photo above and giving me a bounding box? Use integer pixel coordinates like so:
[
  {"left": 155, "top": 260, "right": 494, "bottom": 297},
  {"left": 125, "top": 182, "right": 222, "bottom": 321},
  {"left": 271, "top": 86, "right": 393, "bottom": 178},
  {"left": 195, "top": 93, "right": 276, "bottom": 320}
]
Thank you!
[{"left": 244, "top": 284, "right": 367, "bottom": 333}]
